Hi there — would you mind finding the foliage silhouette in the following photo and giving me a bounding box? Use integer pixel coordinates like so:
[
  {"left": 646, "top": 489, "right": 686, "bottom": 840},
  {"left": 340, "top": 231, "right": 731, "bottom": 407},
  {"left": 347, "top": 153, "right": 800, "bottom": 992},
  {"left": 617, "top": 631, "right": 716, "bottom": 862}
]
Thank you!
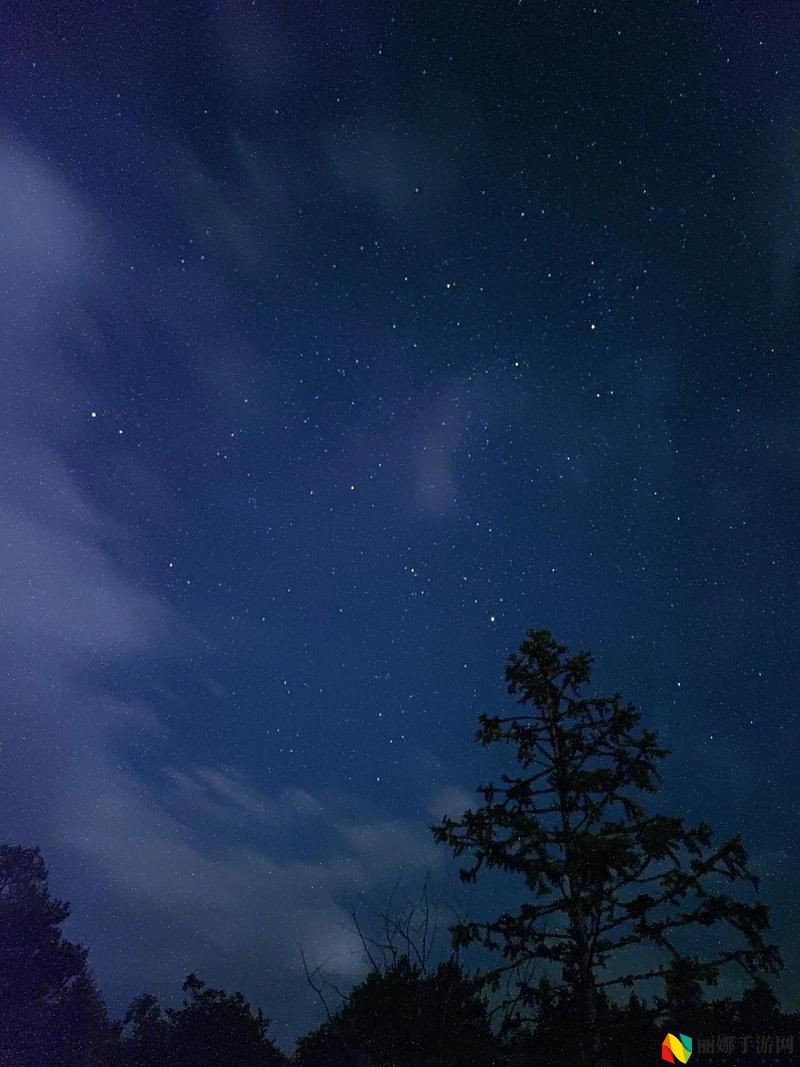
[
  {"left": 294, "top": 954, "right": 497, "bottom": 1067},
  {"left": 0, "top": 844, "right": 118, "bottom": 1067},
  {"left": 122, "top": 973, "right": 286, "bottom": 1067},
  {"left": 0, "top": 630, "right": 792, "bottom": 1066},
  {"left": 432, "top": 629, "right": 782, "bottom": 1066}
]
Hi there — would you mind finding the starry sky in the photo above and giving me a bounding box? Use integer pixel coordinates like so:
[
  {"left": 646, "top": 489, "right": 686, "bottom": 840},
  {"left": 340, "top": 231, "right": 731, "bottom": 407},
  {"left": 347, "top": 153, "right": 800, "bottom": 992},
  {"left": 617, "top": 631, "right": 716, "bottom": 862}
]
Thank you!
[{"left": 1, "top": 0, "right": 799, "bottom": 1050}]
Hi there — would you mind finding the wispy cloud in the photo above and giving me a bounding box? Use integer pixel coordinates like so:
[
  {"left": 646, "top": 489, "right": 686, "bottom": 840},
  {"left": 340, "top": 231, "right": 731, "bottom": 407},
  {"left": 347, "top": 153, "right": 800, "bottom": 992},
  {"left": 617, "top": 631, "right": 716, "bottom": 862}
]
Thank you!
[{"left": 0, "top": 136, "right": 442, "bottom": 1048}]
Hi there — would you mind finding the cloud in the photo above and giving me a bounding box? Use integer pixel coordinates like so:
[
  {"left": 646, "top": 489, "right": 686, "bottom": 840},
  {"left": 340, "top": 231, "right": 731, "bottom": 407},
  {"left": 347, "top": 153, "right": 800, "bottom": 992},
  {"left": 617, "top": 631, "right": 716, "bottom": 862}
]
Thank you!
[
  {"left": 0, "top": 411, "right": 439, "bottom": 1044},
  {"left": 63, "top": 756, "right": 439, "bottom": 1045},
  {"left": 0, "top": 137, "right": 442, "bottom": 1049},
  {"left": 0, "top": 139, "right": 95, "bottom": 291},
  {"left": 336, "top": 817, "right": 442, "bottom": 871},
  {"left": 430, "top": 785, "right": 474, "bottom": 821}
]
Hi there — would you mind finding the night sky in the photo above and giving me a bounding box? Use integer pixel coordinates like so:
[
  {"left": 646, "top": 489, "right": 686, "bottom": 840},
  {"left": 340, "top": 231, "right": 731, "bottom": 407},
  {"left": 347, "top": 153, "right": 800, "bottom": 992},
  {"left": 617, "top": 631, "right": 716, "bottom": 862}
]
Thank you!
[{"left": 1, "top": 0, "right": 799, "bottom": 1050}]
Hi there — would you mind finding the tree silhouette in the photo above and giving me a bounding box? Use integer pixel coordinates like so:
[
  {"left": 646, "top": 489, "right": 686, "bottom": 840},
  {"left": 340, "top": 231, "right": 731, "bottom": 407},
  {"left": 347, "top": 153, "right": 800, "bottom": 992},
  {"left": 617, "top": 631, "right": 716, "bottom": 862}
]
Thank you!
[
  {"left": 123, "top": 974, "right": 286, "bottom": 1067},
  {"left": 0, "top": 844, "right": 118, "bottom": 1066},
  {"left": 122, "top": 992, "right": 170, "bottom": 1066},
  {"left": 432, "top": 629, "right": 782, "bottom": 1066},
  {"left": 293, "top": 954, "right": 498, "bottom": 1067}
]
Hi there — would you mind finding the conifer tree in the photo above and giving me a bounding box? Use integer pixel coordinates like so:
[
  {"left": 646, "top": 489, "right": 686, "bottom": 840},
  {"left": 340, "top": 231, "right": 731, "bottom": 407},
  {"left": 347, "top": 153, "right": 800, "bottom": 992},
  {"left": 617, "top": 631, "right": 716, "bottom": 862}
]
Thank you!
[{"left": 432, "top": 629, "right": 781, "bottom": 1066}]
